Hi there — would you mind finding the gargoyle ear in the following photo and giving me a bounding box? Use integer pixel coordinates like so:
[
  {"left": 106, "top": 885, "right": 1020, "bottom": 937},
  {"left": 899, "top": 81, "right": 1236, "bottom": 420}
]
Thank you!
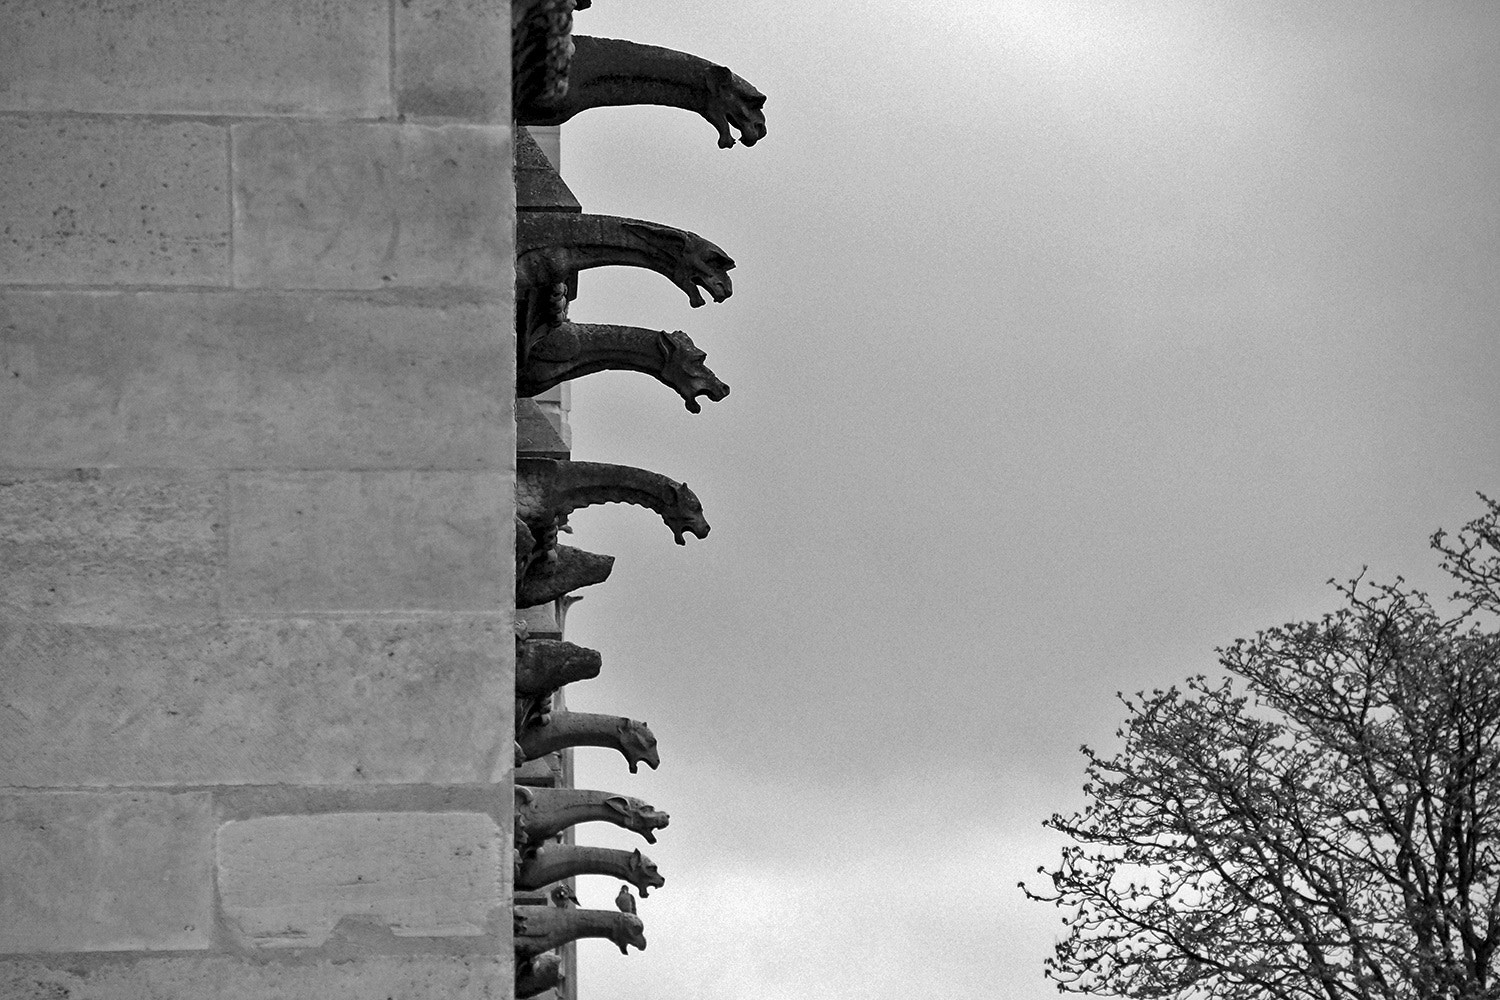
[
  {"left": 705, "top": 63, "right": 732, "bottom": 91},
  {"left": 515, "top": 785, "right": 536, "bottom": 805},
  {"left": 655, "top": 329, "right": 678, "bottom": 360},
  {"left": 631, "top": 848, "right": 643, "bottom": 862},
  {"left": 604, "top": 795, "right": 631, "bottom": 817}
]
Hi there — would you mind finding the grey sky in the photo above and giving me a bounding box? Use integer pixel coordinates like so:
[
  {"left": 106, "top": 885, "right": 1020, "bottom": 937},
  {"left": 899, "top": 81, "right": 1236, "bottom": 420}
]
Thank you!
[{"left": 543, "top": 3, "right": 1500, "bottom": 996}]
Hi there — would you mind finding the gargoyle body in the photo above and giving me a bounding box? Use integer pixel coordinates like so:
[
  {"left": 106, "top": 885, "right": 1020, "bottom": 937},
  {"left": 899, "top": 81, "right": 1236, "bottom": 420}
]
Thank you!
[
  {"left": 515, "top": 786, "right": 670, "bottom": 846},
  {"left": 516, "top": 213, "right": 734, "bottom": 309},
  {"left": 515, "top": 905, "right": 646, "bottom": 958},
  {"left": 517, "top": 458, "right": 710, "bottom": 550},
  {"left": 517, "top": 711, "right": 659, "bottom": 773},
  {"left": 519, "top": 322, "right": 729, "bottom": 413},
  {"left": 516, "top": 845, "right": 665, "bottom": 898},
  {"left": 521, "top": 35, "right": 767, "bottom": 149},
  {"left": 515, "top": 952, "right": 562, "bottom": 999},
  {"left": 516, "top": 638, "right": 603, "bottom": 696},
  {"left": 517, "top": 544, "right": 614, "bottom": 609}
]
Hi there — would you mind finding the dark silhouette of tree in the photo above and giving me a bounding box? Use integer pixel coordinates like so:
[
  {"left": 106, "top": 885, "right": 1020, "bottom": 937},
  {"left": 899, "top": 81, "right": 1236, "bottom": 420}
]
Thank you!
[{"left": 1025, "top": 496, "right": 1500, "bottom": 1000}]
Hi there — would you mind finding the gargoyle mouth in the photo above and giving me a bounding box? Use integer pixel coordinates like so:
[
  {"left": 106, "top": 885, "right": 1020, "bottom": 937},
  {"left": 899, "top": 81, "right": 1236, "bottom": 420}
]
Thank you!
[
  {"left": 681, "top": 381, "right": 728, "bottom": 413},
  {"left": 643, "top": 829, "right": 656, "bottom": 844}
]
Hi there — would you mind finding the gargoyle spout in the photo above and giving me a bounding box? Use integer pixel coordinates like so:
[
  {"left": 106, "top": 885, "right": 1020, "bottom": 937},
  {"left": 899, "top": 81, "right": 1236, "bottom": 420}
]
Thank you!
[
  {"left": 520, "top": 35, "right": 767, "bottom": 150},
  {"left": 516, "top": 845, "right": 665, "bottom": 898},
  {"left": 515, "top": 905, "right": 646, "bottom": 958},
  {"left": 517, "top": 544, "right": 614, "bottom": 609},
  {"left": 518, "top": 458, "right": 709, "bottom": 548},
  {"left": 519, "top": 323, "right": 730, "bottom": 413},
  {"left": 515, "top": 952, "right": 562, "bottom": 999},
  {"left": 517, "top": 213, "right": 734, "bottom": 309},
  {"left": 517, "top": 711, "right": 659, "bottom": 773},
  {"left": 516, "top": 638, "right": 603, "bottom": 697},
  {"left": 515, "top": 786, "right": 670, "bottom": 846}
]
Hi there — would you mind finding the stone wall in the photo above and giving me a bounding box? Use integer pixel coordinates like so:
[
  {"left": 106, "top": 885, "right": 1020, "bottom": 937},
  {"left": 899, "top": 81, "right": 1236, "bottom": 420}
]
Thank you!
[{"left": 0, "top": 3, "right": 516, "bottom": 997}]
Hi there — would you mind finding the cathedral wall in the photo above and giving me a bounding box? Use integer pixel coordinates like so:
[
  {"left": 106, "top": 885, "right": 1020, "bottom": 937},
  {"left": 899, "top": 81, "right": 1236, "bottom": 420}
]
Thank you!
[{"left": 0, "top": 3, "right": 516, "bottom": 997}]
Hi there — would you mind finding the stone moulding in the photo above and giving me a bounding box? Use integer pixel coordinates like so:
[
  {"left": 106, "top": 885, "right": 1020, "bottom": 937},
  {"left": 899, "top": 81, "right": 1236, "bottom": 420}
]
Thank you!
[
  {"left": 514, "top": 905, "right": 646, "bottom": 957},
  {"left": 520, "top": 35, "right": 767, "bottom": 150}
]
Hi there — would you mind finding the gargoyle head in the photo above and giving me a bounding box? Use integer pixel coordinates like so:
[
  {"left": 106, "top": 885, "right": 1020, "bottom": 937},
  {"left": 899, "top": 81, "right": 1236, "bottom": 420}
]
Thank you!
[
  {"left": 663, "top": 480, "right": 711, "bottom": 545},
  {"left": 612, "top": 912, "right": 647, "bottom": 955},
  {"left": 627, "top": 848, "right": 666, "bottom": 898},
  {"left": 703, "top": 64, "right": 767, "bottom": 149},
  {"left": 617, "top": 718, "right": 660, "bottom": 773},
  {"left": 656, "top": 330, "right": 730, "bottom": 413},
  {"left": 621, "top": 222, "right": 734, "bottom": 308},
  {"left": 604, "top": 795, "right": 671, "bottom": 844}
]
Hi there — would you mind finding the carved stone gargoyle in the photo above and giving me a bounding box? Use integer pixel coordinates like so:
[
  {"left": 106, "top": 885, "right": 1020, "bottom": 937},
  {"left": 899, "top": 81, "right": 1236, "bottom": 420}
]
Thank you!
[
  {"left": 515, "top": 786, "right": 670, "bottom": 846},
  {"left": 517, "top": 638, "right": 602, "bottom": 696},
  {"left": 520, "top": 36, "right": 767, "bottom": 150},
  {"left": 513, "top": 635, "right": 599, "bottom": 739},
  {"left": 516, "top": 844, "right": 665, "bottom": 897},
  {"left": 515, "top": 905, "right": 646, "bottom": 959},
  {"left": 512, "top": 0, "right": 577, "bottom": 113},
  {"left": 517, "top": 711, "right": 659, "bottom": 773},
  {"left": 518, "top": 458, "right": 710, "bottom": 552},
  {"left": 515, "top": 952, "right": 562, "bottom": 1000},
  {"left": 517, "top": 544, "right": 614, "bottom": 609},
  {"left": 519, "top": 322, "right": 729, "bottom": 413},
  {"left": 516, "top": 214, "right": 734, "bottom": 308}
]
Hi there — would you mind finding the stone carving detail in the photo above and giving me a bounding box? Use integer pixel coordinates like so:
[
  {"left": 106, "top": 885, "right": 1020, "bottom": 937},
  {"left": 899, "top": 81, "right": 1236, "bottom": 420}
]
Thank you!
[
  {"left": 515, "top": 786, "right": 670, "bottom": 846},
  {"left": 516, "top": 952, "right": 563, "bottom": 999},
  {"left": 515, "top": 905, "right": 647, "bottom": 958},
  {"left": 516, "top": 844, "right": 665, "bottom": 897},
  {"left": 521, "top": 36, "right": 767, "bottom": 150},
  {"left": 517, "top": 544, "right": 614, "bottom": 609},
  {"left": 517, "top": 711, "right": 660, "bottom": 773},
  {"left": 518, "top": 458, "right": 710, "bottom": 550},
  {"left": 520, "top": 322, "right": 730, "bottom": 413},
  {"left": 517, "top": 213, "right": 734, "bottom": 308},
  {"left": 512, "top": 0, "right": 580, "bottom": 111},
  {"left": 517, "top": 638, "right": 603, "bottom": 696}
]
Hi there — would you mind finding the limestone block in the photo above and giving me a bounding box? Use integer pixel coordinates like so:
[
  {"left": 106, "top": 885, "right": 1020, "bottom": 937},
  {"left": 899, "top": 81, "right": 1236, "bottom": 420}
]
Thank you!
[
  {"left": 0, "top": 791, "right": 214, "bottom": 953},
  {"left": 0, "top": 291, "right": 513, "bottom": 470},
  {"left": 0, "top": 0, "right": 391, "bottom": 117},
  {"left": 0, "top": 117, "right": 229, "bottom": 286},
  {"left": 0, "top": 955, "right": 510, "bottom": 1000},
  {"left": 0, "top": 617, "right": 512, "bottom": 787},
  {"left": 0, "top": 469, "right": 225, "bottom": 624},
  {"left": 226, "top": 471, "right": 510, "bottom": 612},
  {"left": 217, "top": 812, "right": 503, "bottom": 947},
  {"left": 233, "top": 122, "right": 512, "bottom": 290},
  {"left": 397, "top": 0, "right": 511, "bottom": 121}
]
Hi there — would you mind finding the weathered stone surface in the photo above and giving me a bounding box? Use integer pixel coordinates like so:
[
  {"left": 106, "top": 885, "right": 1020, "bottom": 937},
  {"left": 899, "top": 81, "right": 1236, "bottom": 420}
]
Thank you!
[
  {"left": 0, "top": 617, "right": 512, "bottom": 787},
  {"left": 226, "top": 471, "right": 510, "bottom": 612},
  {"left": 0, "top": 291, "right": 513, "bottom": 470},
  {"left": 396, "top": 0, "right": 510, "bottom": 121},
  {"left": 233, "top": 122, "right": 512, "bottom": 290},
  {"left": 0, "top": 791, "right": 214, "bottom": 953},
  {"left": 217, "top": 812, "right": 503, "bottom": 947},
  {"left": 0, "top": 955, "right": 510, "bottom": 1000},
  {"left": 0, "top": 469, "right": 224, "bottom": 624},
  {"left": 0, "top": 0, "right": 391, "bottom": 117},
  {"left": 0, "top": 117, "right": 230, "bottom": 286}
]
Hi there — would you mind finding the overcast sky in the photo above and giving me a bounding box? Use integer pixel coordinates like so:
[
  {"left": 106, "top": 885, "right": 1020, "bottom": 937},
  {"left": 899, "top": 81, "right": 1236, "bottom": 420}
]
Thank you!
[{"left": 539, "top": 3, "right": 1500, "bottom": 996}]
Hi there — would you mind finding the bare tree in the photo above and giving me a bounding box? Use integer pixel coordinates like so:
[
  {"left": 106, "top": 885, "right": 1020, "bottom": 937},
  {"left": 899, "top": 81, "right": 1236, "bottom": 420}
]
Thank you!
[{"left": 1025, "top": 496, "right": 1500, "bottom": 1000}]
